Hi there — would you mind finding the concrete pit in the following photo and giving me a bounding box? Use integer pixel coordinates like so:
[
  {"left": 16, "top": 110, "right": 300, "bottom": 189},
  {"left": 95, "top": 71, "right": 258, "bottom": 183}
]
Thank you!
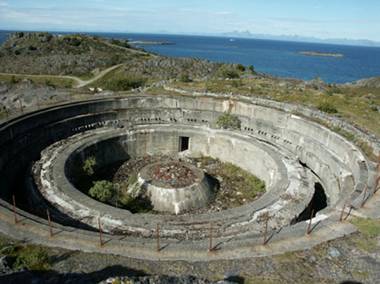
[{"left": 0, "top": 93, "right": 377, "bottom": 261}]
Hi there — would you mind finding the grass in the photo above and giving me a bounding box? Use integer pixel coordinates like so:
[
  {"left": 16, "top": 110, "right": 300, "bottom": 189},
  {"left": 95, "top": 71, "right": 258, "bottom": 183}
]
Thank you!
[
  {"left": 0, "top": 239, "right": 51, "bottom": 271},
  {"left": 90, "top": 66, "right": 147, "bottom": 91},
  {"left": 220, "top": 162, "right": 266, "bottom": 200},
  {"left": 0, "top": 74, "right": 75, "bottom": 88},
  {"left": 350, "top": 217, "right": 380, "bottom": 238},
  {"left": 350, "top": 217, "right": 380, "bottom": 252}
]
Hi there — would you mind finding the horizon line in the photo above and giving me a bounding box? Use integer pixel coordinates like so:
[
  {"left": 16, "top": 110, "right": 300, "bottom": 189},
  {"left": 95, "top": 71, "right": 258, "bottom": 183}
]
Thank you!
[{"left": 1, "top": 28, "right": 380, "bottom": 48}]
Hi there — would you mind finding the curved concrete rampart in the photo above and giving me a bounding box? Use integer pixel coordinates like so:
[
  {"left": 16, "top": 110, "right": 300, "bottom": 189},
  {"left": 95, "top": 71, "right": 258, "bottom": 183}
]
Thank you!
[{"left": 0, "top": 93, "right": 377, "bottom": 261}]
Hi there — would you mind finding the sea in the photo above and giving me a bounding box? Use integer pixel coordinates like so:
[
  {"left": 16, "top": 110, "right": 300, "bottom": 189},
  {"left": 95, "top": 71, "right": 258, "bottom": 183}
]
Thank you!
[{"left": 1, "top": 30, "right": 380, "bottom": 84}]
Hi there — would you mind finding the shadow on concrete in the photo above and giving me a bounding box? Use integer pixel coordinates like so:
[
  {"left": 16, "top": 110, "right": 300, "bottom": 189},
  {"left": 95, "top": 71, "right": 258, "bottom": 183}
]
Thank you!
[
  {"left": 0, "top": 265, "right": 147, "bottom": 284},
  {"left": 0, "top": 266, "right": 242, "bottom": 283}
]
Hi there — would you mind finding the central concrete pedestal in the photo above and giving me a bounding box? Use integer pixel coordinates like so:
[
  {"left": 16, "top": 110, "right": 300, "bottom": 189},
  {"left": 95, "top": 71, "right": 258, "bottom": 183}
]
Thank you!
[{"left": 138, "top": 162, "right": 213, "bottom": 214}]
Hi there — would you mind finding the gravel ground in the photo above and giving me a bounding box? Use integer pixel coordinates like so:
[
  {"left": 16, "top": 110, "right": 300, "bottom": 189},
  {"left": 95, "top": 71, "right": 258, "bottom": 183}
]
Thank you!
[{"left": 0, "top": 230, "right": 379, "bottom": 283}]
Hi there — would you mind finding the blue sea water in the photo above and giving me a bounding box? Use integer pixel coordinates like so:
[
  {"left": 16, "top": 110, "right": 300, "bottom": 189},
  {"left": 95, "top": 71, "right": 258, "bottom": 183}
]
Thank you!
[{"left": 1, "top": 31, "right": 380, "bottom": 83}]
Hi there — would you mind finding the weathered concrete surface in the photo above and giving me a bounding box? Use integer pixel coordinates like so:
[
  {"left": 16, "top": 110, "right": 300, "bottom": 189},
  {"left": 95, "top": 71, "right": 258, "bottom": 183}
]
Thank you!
[
  {"left": 33, "top": 125, "right": 316, "bottom": 237},
  {"left": 139, "top": 162, "right": 213, "bottom": 214},
  {"left": 0, "top": 198, "right": 357, "bottom": 261},
  {"left": 0, "top": 93, "right": 377, "bottom": 261}
]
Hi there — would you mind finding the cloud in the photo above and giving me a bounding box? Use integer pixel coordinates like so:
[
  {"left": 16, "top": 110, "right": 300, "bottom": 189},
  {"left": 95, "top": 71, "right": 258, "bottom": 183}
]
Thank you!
[
  {"left": 0, "top": 0, "right": 8, "bottom": 7},
  {"left": 0, "top": 1, "right": 379, "bottom": 41}
]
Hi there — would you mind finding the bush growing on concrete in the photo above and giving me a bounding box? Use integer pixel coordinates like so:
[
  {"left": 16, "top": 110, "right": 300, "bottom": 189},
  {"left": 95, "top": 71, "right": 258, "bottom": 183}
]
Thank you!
[
  {"left": 216, "top": 113, "right": 241, "bottom": 130},
  {"left": 82, "top": 156, "right": 96, "bottom": 176},
  {"left": 89, "top": 180, "right": 114, "bottom": 202}
]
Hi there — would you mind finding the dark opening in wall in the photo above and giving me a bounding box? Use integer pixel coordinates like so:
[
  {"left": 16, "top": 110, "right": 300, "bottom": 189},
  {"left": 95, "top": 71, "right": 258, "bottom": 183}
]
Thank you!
[
  {"left": 292, "top": 182, "right": 328, "bottom": 224},
  {"left": 179, "top": 136, "right": 190, "bottom": 152}
]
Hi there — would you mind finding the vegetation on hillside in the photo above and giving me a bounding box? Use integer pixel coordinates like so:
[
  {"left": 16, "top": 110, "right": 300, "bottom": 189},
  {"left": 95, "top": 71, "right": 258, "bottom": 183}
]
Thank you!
[{"left": 0, "top": 32, "right": 142, "bottom": 77}]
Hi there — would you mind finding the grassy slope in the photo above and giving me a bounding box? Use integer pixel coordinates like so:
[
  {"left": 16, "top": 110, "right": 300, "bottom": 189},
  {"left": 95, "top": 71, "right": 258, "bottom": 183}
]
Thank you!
[
  {"left": 0, "top": 32, "right": 144, "bottom": 77},
  {"left": 0, "top": 74, "right": 75, "bottom": 88}
]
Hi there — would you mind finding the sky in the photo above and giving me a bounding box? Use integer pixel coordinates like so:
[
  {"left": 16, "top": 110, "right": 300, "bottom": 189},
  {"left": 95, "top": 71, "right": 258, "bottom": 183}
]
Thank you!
[{"left": 0, "top": 0, "right": 379, "bottom": 41}]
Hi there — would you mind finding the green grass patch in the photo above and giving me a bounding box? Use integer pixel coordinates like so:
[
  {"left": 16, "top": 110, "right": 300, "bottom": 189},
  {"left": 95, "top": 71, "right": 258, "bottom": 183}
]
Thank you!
[
  {"left": 0, "top": 240, "right": 51, "bottom": 271},
  {"left": 103, "top": 77, "right": 146, "bottom": 91},
  {"left": 90, "top": 66, "right": 147, "bottom": 91},
  {"left": 0, "top": 74, "right": 74, "bottom": 88},
  {"left": 220, "top": 162, "right": 265, "bottom": 199},
  {"left": 351, "top": 217, "right": 380, "bottom": 238},
  {"left": 350, "top": 218, "right": 380, "bottom": 252},
  {"left": 317, "top": 101, "right": 338, "bottom": 114}
]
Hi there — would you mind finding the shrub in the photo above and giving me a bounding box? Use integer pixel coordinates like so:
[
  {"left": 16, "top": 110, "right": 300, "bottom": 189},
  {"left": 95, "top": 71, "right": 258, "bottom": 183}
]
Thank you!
[
  {"left": 89, "top": 180, "right": 114, "bottom": 202},
  {"left": 216, "top": 113, "right": 241, "bottom": 130},
  {"left": 236, "top": 64, "right": 246, "bottom": 72},
  {"left": 82, "top": 156, "right": 96, "bottom": 176},
  {"left": 45, "top": 79, "right": 55, "bottom": 88},
  {"left": 317, "top": 102, "right": 338, "bottom": 114},
  {"left": 231, "top": 79, "right": 243, "bottom": 88},
  {"left": 110, "top": 39, "right": 131, "bottom": 48},
  {"left": 14, "top": 246, "right": 50, "bottom": 271},
  {"left": 217, "top": 66, "right": 240, "bottom": 79},
  {"left": 104, "top": 77, "right": 146, "bottom": 91},
  {"left": 64, "top": 36, "right": 82, "bottom": 46},
  {"left": 179, "top": 73, "right": 192, "bottom": 83},
  {"left": 10, "top": 75, "right": 19, "bottom": 84},
  {"left": 248, "top": 65, "right": 255, "bottom": 73}
]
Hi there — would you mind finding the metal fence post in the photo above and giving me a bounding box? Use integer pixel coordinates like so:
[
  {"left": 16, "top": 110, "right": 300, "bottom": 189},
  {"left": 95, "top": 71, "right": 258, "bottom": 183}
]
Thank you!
[
  {"left": 306, "top": 209, "right": 315, "bottom": 235},
  {"left": 263, "top": 215, "right": 269, "bottom": 245},
  {"left": 47, "top": 209, "right": 53, "bottom": 238},
  {"left": 208, "top": 223, "right": 213, "bottom": 252},
  {"left": 12, "top": 195, "right": 18, "bottom": 224},
  {"left": 98, "top": 217, "right": 104, "bottom": 247},
  {"left": 156, "top": 223, "right": 161, "bottom": 252}
]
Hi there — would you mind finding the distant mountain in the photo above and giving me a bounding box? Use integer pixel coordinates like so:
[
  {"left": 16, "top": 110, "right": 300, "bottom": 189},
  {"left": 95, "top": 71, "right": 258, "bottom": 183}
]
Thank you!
[{"left": 222, "top": 31, "right": 380, "bottom": 47}]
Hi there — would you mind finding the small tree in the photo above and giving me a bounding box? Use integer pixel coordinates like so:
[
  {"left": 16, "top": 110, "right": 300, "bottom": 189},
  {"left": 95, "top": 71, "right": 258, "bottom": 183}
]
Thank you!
[
  {"left": 236, "top": 64, "right": 246, "bottom": 72},
  {"left": 248, "top": 65, "right": 255, "bottom": 73},
  {"left": 82, "top": 156, "right": 96, "bottom": 176},
  {"left": 89, "top": 180, "right": 114, "bottom": 202},
  {"left": 216, "top": 113, "right": 241, "bottom": 130}
]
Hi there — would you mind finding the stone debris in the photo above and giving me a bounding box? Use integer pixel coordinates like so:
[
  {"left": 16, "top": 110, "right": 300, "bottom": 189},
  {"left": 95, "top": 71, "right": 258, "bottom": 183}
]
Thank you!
[
  {"left": 149, "top": 161, "right": 197, "bottom": 188},
  {"left": 100, "top": 275, "right": 238, "bottom": 284},
  {"left": 112, "top": 155, "right": 265, "bottom": 215}
]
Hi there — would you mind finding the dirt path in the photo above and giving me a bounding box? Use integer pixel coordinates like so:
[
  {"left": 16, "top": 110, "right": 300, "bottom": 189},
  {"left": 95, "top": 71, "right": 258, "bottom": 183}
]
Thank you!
[{"left": 0, "top": 63, "right": 124, "bottom": 89}]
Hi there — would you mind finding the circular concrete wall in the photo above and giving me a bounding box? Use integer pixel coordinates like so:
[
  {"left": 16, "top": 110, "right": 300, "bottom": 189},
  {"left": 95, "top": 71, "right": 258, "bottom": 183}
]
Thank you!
[{"left": 0, "top": 94, "right": 377, "bottom": 261}]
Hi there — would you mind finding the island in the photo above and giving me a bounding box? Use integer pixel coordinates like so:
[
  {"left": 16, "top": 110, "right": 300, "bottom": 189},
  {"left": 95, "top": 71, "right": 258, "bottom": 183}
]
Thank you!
[
  {"left": 129, "top": 40, "right": 175, "bottom": 46},
  {"left": 299, "top": 51, "right": 344, "bottom": 58}
]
